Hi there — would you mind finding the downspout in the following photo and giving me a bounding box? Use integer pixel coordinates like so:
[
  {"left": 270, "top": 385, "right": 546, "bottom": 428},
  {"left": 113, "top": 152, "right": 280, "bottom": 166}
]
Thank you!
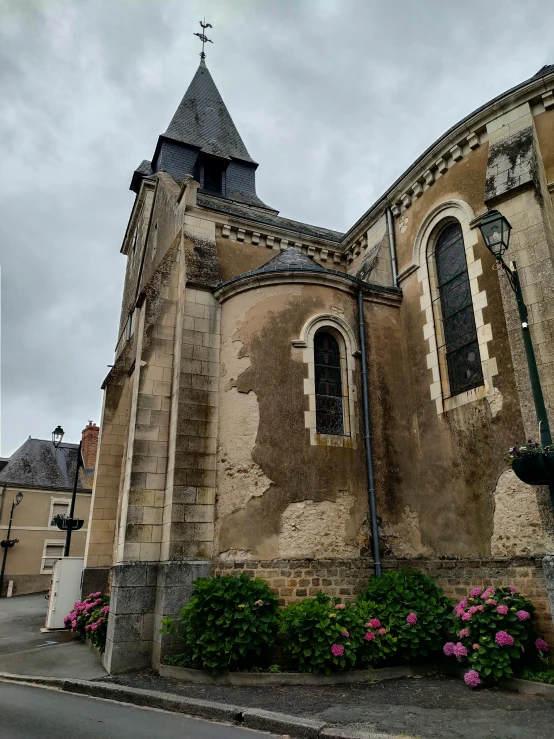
[
  {"left": 0, "top": 484, "right": 6, "bottom": 525},
  {"left": 386, "top": 207, "right": 398, "bottom": 287},
  {"left": 357, "top": 288, "right": 382, "bottom": 576}
]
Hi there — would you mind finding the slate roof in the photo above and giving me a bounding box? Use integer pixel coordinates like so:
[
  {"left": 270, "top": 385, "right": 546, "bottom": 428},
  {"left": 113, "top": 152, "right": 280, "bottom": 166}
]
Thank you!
[
  {"left": 251, "top": 247, "right": 328, "bottom": 274},
  {"left": 533, "top": 64, "right": 554, "bottom": 78},
  {"left": 163, "top": 59, "right": 255, "bottom": 164},
  {"left": 0, "top": 438, "right": 93, "bottom": 492},
  {"left": 197, "top": 193, "right": 343, "bottom": 243}
]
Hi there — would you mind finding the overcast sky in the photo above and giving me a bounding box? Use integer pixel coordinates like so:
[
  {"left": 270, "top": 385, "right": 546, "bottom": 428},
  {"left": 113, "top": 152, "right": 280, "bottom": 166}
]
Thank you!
[{"left": 1, "top": 0, "right": 553, "bottom": 456}]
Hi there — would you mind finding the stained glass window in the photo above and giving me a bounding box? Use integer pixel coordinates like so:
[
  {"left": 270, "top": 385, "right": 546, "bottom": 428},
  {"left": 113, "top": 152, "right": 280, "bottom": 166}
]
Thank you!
[
  {"left": 314, "top": 331, "right": 344, "bottom": 435},
  {"left": 434, "top": 222, "right": 483, "bottom": 396}
]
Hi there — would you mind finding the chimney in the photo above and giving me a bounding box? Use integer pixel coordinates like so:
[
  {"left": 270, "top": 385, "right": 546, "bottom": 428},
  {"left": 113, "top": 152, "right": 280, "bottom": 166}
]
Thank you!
[{"left": 81, "top": 421, "right": 99, "bottom": 469}]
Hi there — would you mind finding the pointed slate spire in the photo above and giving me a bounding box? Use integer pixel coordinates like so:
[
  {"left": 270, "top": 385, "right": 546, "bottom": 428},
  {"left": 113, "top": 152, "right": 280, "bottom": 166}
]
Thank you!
[{"left": 163, "top": 59, "right": 256, "bottom": 164}]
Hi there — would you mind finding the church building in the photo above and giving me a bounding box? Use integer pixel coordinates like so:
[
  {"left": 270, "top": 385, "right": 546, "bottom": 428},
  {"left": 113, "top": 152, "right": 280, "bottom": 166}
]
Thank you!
[{"left": 83, "top": 54, "right": 554, "bottom": 673}]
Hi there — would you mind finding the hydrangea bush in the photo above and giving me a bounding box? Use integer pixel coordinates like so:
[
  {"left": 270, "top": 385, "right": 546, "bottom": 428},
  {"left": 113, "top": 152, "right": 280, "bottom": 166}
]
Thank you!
[
  {"left": 279, "top": 593, "right": 362, "bottom": 673},
  {"left": 443, "top": 585, "right": 546, "bottom": 687},
  {"left": 161, "top": 574, "right": 279, "bottom": 674},
  {"left": 357, "top": 569, "right": 451, "bottom": 661},
  {"left": 63, "top": 592, "right": 110, "bottom": 652}
]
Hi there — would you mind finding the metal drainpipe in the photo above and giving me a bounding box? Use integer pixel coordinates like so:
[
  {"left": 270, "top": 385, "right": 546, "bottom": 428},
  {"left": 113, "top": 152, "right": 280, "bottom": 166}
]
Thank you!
[
  {"left": 386, "top": 207, "right": 398, "bottom": 287},
  {"left": 0, "top": 484, "right": 6, "bottom": 525},
  {"left": 357, "top": 288, "right": 382, "bottom": 576}
]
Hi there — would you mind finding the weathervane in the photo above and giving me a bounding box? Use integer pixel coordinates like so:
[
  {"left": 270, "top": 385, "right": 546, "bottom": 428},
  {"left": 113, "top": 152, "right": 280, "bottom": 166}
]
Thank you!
[{"left": 194, "top": 19, "right": 213, "bottom": 60}]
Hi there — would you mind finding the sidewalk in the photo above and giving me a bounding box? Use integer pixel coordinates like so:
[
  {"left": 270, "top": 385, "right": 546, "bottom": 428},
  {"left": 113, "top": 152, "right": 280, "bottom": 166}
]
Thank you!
[
  {"left": 0, "top": 593, "right": 107, "bottom": 680},
  {"left": 105, "top": 670, "right": 554, "bottom": 739}
]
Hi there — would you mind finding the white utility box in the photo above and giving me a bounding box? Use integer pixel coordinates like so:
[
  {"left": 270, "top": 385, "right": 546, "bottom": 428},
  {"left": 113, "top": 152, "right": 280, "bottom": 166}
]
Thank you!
[{"left": 45, "top": 557, "right": 84, "bottom": 629}]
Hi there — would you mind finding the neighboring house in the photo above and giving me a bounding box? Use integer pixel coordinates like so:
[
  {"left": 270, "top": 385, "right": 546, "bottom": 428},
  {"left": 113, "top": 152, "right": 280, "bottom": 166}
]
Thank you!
[
  {"left": 0, "top": 422, "right": 98, "bottom": 595},
  {"left": 83, "top": 56, "right": 554, "bottom": 674}
]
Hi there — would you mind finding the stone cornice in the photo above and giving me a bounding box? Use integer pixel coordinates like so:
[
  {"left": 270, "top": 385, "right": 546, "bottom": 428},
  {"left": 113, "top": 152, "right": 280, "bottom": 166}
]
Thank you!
[
  {"left": 186, "top": 204, "right": 347, "bottom": 265},
  {"left": 213, "top": 268, "right": 402, "bottom": 306}
]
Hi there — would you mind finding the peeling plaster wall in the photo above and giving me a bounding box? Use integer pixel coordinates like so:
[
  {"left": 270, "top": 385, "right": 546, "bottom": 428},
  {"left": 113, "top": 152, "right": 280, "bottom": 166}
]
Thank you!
[
  {"left": 215, "top": 283, "right": 369, "bottom": 561},
  {"left": 491, "top": 469, "right": 554, "bottom": 556},
  {"left": 279, "top": 492, "right": 359, "bottom": 559}
]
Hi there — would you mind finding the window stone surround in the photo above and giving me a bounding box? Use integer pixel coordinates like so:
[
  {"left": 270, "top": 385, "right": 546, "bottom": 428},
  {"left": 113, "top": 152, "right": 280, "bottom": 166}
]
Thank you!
[
  {"left": 293, "top": 313, "right": 359, "bottom": 448},
  {"left": 413, "top": 200, "right": 498, "bottom": 416}
]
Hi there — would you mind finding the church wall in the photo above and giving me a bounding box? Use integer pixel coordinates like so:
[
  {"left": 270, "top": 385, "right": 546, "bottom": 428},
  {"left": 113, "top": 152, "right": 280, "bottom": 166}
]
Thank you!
[
  {"left": 216, "top": 237, "right": 280, "bottom": 282},
  {"left": 215, "top": 283, "right": 371, "bottom": 561},
  {"left": 534, "top": 107, "right": 554, "bottom": 185}
]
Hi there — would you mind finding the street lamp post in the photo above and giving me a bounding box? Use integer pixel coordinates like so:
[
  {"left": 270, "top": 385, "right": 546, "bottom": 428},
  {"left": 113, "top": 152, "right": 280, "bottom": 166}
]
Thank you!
[
  {"left": 0, "top": 492, "right": 23, "bottom": 598},
  {"left": 476, "top": 210, "right": 553, "bottom": 505},
  {"left": 51, "top": 427, "right": 84, "bottom": 556}
]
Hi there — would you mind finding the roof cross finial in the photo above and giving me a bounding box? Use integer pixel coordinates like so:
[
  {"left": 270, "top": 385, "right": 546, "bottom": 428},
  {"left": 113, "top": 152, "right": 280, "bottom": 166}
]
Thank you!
[{"left": 194, "top": 18, "right": 213, "bottom": 60}]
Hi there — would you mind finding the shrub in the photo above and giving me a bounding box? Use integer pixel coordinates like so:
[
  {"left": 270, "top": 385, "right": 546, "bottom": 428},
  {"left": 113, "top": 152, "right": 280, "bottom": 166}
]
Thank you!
[
  {"left": 355, "top": 602, "right": 397, "bottom": 667},
  {"left": 357, "top": 569, "right": 451, "bottom": 661},
  {"left": 443, "top": 585, "right": 541, "bottom": 686},
  {"left": 161, "top": 574, "right": 279, "bottom": 674},
  {"left": 279, "top": 593, "right": 363, "bottom": 673},
  {"left": 64, "top": 592, "right": 110, "bottom": 652}
]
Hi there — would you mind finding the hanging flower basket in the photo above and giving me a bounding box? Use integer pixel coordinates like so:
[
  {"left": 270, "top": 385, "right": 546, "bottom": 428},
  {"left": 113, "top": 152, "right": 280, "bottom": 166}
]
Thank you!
[{"left": 508, "top": 443, "right": 554, "bottom": 486}]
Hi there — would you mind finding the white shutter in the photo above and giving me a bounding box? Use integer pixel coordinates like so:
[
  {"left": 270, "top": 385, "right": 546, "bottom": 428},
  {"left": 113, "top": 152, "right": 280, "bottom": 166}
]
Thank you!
[
  {"left": 50, "top": 501, "right": 70, "bottom": 527},
  {"left": 42, "top": 543, "right": 64, "bottom": 573}
]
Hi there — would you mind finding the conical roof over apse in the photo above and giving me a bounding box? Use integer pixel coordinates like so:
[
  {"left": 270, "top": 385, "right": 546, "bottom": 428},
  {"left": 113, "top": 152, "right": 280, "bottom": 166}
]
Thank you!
[{"left": 163, "top": 59, "right": 256, "bottom": 164}]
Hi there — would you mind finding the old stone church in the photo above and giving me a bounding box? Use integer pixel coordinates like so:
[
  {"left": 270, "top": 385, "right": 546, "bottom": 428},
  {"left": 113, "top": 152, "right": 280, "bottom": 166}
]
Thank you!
[{"left": 83, "top": 56, "right": 554, "bottom": 672}]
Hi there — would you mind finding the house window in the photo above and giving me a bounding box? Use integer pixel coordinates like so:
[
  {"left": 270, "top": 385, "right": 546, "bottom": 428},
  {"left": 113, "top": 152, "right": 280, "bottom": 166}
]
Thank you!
[
  {"left": 434, "top": 222, "right": 483, "bottom": 396},
  {"left": 125, "top": 311, "right": 133, "bottom": 341},
  {"left": 314, "top": 330, "right": 344, "bottom": 435},
  {"left": 49, "top": 499, "right": 70, "bottom": 528},
  {"left": 41, "top": 541, "right": 64, "bottom": 574}
]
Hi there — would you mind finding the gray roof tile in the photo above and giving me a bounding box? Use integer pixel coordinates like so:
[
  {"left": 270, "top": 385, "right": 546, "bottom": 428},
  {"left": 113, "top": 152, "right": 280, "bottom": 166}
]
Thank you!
[
  {"left": 0, "top": 438, "right": 92, "bottom": 492},
  {"left": 164, "top": 60, "right": 255, "bottom": 164}
]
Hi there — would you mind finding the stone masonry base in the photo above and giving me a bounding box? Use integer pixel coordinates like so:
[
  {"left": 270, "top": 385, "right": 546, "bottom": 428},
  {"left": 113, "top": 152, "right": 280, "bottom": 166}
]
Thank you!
[
  {"left": 213, "top": 556, "right": 554, "bottom": 649},
  {"left": 102, "top": 560, "right": 210, "bottom": 674}
]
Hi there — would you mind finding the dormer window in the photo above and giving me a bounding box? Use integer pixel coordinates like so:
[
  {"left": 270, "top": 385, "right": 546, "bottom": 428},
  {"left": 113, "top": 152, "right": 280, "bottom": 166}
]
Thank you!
[{"left": 197, "top": 154, "right": 226, "bottom": 195}]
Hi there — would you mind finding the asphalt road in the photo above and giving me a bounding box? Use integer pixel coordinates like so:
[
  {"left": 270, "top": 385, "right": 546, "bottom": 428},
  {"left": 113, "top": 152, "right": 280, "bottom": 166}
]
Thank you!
[
  {"left": 0, "top": 682, "right": 272, "bottom": 739},
  {"left": 0, "top": 593, "right": 106, "bottom": 679}
]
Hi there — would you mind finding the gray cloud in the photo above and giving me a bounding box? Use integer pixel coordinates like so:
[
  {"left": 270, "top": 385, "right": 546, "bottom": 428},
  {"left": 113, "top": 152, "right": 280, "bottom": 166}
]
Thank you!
[{"left": 1, "top": 0, "right": 553, "bottom": 454}]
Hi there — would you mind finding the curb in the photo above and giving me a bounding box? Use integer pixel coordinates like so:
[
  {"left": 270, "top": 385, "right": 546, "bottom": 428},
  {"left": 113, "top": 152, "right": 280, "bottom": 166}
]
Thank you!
[
  {"left": 0, "top": 672, "right": 407, "bottom": 738},
  {"left": 158, "top": 663, "right": 421, "bottom": 686},
  {"left": 502, "top": 677, "right": 554, "bottom": 699}
]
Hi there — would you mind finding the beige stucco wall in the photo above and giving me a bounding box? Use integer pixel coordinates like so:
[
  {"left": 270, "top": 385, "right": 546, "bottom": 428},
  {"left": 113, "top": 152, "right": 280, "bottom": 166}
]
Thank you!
[
  {"left": 0, "top": 486, "right": 90, "bottom": 587},
  {"left": 215, "top": 281, "right": 369, "bottom": 561}
]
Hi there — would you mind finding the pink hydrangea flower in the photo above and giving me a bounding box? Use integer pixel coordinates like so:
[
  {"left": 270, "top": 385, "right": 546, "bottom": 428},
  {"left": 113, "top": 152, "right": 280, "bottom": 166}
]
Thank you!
[
  {"left": 342, "top": 630, "right": 349, "bottom": 637},
  {"left": 453, "top": 642, "right": 467, "bottom": 659},
  {"left": 464, "top": 670, "right": 481, "bottom": 687},
  {"left": 378, "top": 628, "right": 387, "bottom": 636},
  {"left": 458, "top": 598, "right": 468, "bottom": 608},
  {"left": 462, "top": 612, "right": 472, "bottom": 621},
  {"left": 459, "top": 629, "right": 470, "bottom": 639},
  {"left": 496, "top": 605, "right": 509, "bottom": 615},
  {"left": 406, "top": 612, "right": 417, "bottom": 625},
  {"left": 470, "top": 588, "right": 482, "bottom": 598},
  {"left": 472, "top": 644, "right": 480, "bottom": 650},
  {"left": 507, "top": 585, "right": 517, "bottom": 594},
  {"left": 516, "top": 610, "right": 530, "bottom": 622},
  {"left": 364, "top": 631, "right": 375, "bottom": 642},
  {"left": 536, "top": 638, "right": 549, "bottom": 652},
  {"left": 369, "top": 618, "right": 381, "bottom": 629},
  {"left": 495, "top": 631, "right": 514, "bottom": 647},
  {"left": 91, "top": 623, "right": 98, "bottom": 631},
  {"left": 335, "top": 603, "right": 346, "bottom": 610},
  {"left": 481, "top": 588, "right": 495, "bottom": 599},
  {"left": 443, "top": 642, "right": 456, "bottom": 656},
  {"left": 454, "top": 607, "right": 465, "bottom": 617},
  {"left": 331, "top": 644, "right": 344, "bottom": 657},
  {"left": 485, "top": 599, "right": 497, "bottom": 605}
]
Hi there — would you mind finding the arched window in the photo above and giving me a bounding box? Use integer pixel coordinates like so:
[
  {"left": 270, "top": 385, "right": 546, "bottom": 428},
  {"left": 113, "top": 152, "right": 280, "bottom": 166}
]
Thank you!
[
  {"left": 434, "top": 222, "right": 483, "bottom": 396},
  {"left": 314, "top": 330, "right": 344, "bottom": 435}
]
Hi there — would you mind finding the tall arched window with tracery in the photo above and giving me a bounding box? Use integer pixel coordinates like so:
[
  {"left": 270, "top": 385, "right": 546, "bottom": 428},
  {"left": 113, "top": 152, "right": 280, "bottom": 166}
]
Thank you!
[
  {"left": 314, "top": 330, "right": 345, "bottom": 435},
  {"left": 433, "top": 222, "right": 483, "bottom": 396}
]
